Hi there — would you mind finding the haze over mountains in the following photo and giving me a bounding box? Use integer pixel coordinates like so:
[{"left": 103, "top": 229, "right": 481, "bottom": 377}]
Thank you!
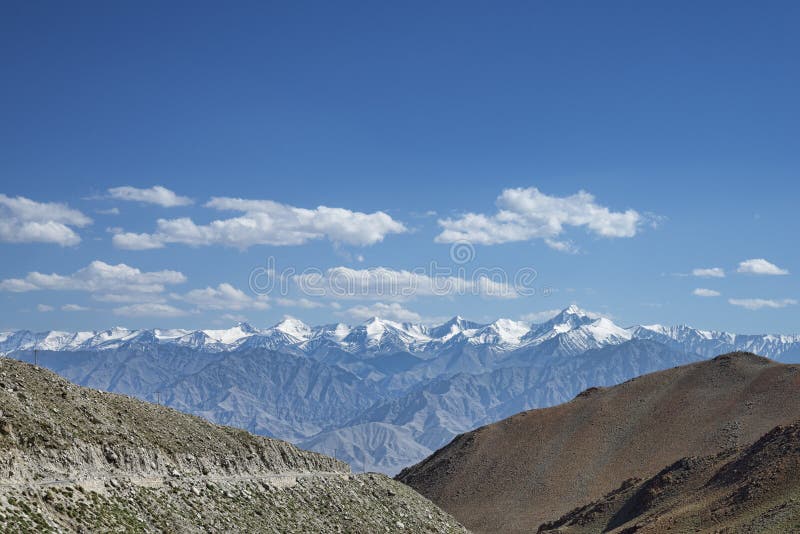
[{"left": 3, "top": 306, "right": 800, "bottom": 474}]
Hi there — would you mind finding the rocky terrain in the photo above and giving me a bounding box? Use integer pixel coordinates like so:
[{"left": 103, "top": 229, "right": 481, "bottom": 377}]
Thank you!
[
  {"left": 0, "top": 357, "right": 466, "bottom": 533},
  {"left": 539, "top": 421, "right": 800, "bottom": 533},
  {"left": 397, "top": 352, "right": 800, "bottom": 533}
]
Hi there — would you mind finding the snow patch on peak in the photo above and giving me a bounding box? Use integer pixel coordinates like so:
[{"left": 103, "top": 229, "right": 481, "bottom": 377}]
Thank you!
[
  {"left": 202, "top": 324, "right": 259, "bottom": 344},
  {"left": 323, "top": 323, "right": 352, "bottom": 341},
  {"left": 154, "top": 328, "right": 192, "bottom": 341},
  {"left": 273, "top": 316, "right": 312, "bottom": 340},
  {"left": 364, "top": 317, "right": 389, "bottom": 340},
  {"left": 471, "top": 319, "right": 531, "bottom": 346},
  {"left": 583, "top": 317, "right": 632, "bottom": 343},
  {"left": 563, "top": 304, "right": 587, "bottom": 316},
  {"left": 638, "top": 324, "right": 667, "bottom": 333}
]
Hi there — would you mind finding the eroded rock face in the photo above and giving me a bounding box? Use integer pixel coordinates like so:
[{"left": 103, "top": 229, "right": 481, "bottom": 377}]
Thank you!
[{"left": 0, "top": 359, "right": 467, "bottom": 533}]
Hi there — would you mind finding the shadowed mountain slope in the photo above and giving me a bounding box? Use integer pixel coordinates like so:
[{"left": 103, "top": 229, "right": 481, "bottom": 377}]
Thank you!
[{"left": 539, "top": 420, "right": 800, "bottom": 533}]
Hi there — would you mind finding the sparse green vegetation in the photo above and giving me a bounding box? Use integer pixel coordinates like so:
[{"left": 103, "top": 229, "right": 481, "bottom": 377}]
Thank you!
[{"left": 0, "top": 358, "right": 467, "bottom": 533}]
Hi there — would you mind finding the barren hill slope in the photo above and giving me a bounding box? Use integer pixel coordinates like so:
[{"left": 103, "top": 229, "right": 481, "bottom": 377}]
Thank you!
[
  {"left": 539, "top": 420, "right": 800, "bottom": 533},
  {"left": 397, "top": 352, "right": 800, "bottom": 533},
  {"left": 0, "top": 358, "right": 466, "bottom": 533}
]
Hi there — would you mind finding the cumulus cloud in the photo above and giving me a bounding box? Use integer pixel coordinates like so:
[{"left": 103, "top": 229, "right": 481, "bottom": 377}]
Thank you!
[
  {"left": 113, "top": 303, "right": 188, "bottom": 317},
  {"left": 174, "top": 283, "right": 269, "bottom": 311},
  {"left": 0, "top": 261, "right": 186, "bottom": 302},
  {"left": 728, "top": 298, "right": 797, "bottom": 310},
  {"left": 736, "top": 258, "right": 789, "bottom": 276},
  {"left": 342, "top": 302, "right": 422, "bottom": 322},
  {"left": 435, "top": 187, "right": 642, "bottom": 248},
  {"left": 294, "top": 266, "right": 519, "bottom": 300},
  {"left": 110, "top": 230, "right": 165, "bottom": 250},
  {"left": 0, "top": 194, "right": 92, "bottom": 246},
  {"left": 544, "top": 238, "right": 580, "bottom": 254},
  {"left": 108, "top": 186, "right": 192, "bottom": 207},
  {"left": 692, "top": 267, "right": 725, "bottom": 278},
  {"left": 693, "top": 288, "right": 721, "bottom": 297},
  {"left": 112, "top": 197, "right": 406, "bottom": 250},
  {"left": 37, "top": 304, "right": 54, "bottom": 312}
]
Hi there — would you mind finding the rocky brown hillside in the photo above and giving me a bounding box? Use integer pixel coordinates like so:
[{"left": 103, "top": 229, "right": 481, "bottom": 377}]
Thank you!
[
  {"left": 398, "top": 352, "right": 800, "bottom": 533},
  {"left": 539, "top": 420, "right": 800, "bottom": 532},
  {"left": 0, "top": 357, "right": 467, "bottom": 533}
]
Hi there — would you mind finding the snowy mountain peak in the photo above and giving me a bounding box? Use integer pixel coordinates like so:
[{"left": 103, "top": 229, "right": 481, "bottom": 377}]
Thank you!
[
  {"left": 517, "top": 307, "right": 631, "bottom": 354},
  {"left": 528, "top": 306, "right": 598, "bottom": 337},
  {"left": 200, "top": 323, "right": 259, "bottom": 345},
  {"left": 272, "top": 316, "right": 312, "bottom": 340},
  {"left": 553, "top": 305, "right": 595, "bottom": 322},
  {"left": 470, "top": 319, "right": 531, "bottom": 346},
  {"left": 563, "top": 304, "right": 588, "bottom": 316},
  {"left": 581, "top": 317, "right": 632, "bottom": 343},
  {"left": 363, "top": 317, "right": 388, "bottom": 338},
  {"left": 427, "top": 316, "right": 483, "bottom": 341},
  {"left": 317, "top": 322, "right": 352, "bottom": 341},
  {"left": 236, "top": 321, "right": 259, "bottom": 334}
]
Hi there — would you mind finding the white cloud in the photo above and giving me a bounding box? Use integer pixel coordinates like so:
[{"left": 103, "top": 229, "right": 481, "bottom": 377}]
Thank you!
[
  {"left": 91, "top": 293, "right": 166, "bottom": 304},
  {"left": 294, "top": 266, "right": 519, "bottom": 300},
  {"left": 37, "top": 304, "right": 54, "bottom": 312},
  {"left": 736, "top": 258, "right": 789, "bottom": 276},
  {"left": 97, "top": 207, "right": 120, "bottom": 215},
  {"left": 692, "top": 267, "right": 725, "bottom": 278},
  {"left": 435, "top": 187, "right": 642, "bottom": 248},
  {"left": 108, "top": 186, "right": 192, "bottom": 207},
  {"left": 342, "top": 302, "right": 422, "bottom": 322},
  {"left": 276, "top": 297, "right": 326, "bottom": 309},
  {"left": 519, "top": 309, "right": 562, "bottom": 323},
  {"left": 544, "top": 238, "right": 579, "bottom": 254},
  {"left": 62, "top": 303, "right": 90, "bottom": 312},
  {"left": 693, "top": 288, "right": 721, "bottom": 297},
  {"left": 0, "top": 194, "right": 92, "bottom": 246},
  {"left": 112, "top": 197, "right": 407, "bottom": 250},
  {"left": 110, "top": 231, "right": 165, "bottom": 250},
  {"left": 113, "top": 303, "right": 188, "bottom": 317},
  {"left": 175, "top": 283, "right": 269, "bottom": 311},
  {"left": 0, "top": 261, "right": 186, "bottom": 302},
  {"left": 728, "top": 298, "right": 797, "bottom": 310}
]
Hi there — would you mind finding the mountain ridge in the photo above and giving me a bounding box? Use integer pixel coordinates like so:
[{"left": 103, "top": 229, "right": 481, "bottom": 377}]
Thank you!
[
  {"left": 5, "top": 306, "right": 800, "bottom": 475},
  {"left": 397, "top": 352, "right": 800, "bottom": 533},
  {"left": 4, "top": 306, "right": 799, "bottom": 360}
]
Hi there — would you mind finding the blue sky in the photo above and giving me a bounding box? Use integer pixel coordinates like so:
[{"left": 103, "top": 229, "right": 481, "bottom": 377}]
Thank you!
[{"left": 1, "top": 1, "right": 798, "bottom": 333}]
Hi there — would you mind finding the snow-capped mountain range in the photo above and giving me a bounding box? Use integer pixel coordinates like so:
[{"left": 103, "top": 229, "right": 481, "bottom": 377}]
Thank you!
[
  {"left": 2, "top": 305, "right": 799, "bottom": 474},
  {"left": 0, "top": 305, "right": 645, "bottom": 356}
]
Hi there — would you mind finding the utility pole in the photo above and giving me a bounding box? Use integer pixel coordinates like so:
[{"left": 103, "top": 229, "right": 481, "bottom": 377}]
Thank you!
[{"left": 156, "top": 391, "right": 161, "bottom": 405}]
